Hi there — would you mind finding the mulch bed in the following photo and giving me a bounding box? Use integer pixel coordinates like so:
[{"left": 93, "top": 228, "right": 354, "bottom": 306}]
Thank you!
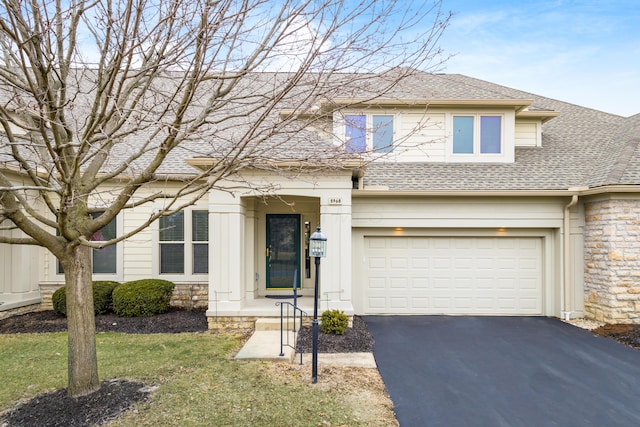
[
  {"left": 0, "top": 308, "right": 209, "bottom": 334},
  {"left": 4, "top": 379, "right": 152, "bottom": 427},
  {"left": 592, "top": 323, "right": 640, "bottom": 349},
  {"left": 297, "top": 316, "right": 374, "bottom": 353}
]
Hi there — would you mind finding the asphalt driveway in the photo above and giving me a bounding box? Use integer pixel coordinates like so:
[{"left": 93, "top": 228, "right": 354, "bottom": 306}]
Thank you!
[{"left": 364, "top": 316, "right": 640, "bottom": 426}]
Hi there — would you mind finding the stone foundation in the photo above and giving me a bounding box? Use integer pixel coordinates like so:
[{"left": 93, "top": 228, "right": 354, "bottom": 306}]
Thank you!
[
  {"left": 39, "top": 282, "right": 209, "bottom": 311},
  {"left": 208, "top": 316, "right": 258, "bottom": 331},
  {"left": 39, "top": 283, "right": 60, "bottom": 310},
  {"left": 0, "top": 303, "right": 43, "bottom": 321},
  {"left": 170, "top": 283, "right": 208, "bottom": 310},
  {"left": 584, "top": 198, "right": 640, "bottom": 323}
]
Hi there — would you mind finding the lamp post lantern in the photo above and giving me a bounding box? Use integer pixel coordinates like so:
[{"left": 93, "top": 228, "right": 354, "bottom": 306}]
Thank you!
[{"left": 309, "top": 226, "right": 327, "bottom": 384}]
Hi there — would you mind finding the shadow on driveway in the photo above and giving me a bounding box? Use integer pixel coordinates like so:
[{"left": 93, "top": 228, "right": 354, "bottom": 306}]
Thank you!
[{"left": 364, "top": 316, "right": 640, "bottom": 427}]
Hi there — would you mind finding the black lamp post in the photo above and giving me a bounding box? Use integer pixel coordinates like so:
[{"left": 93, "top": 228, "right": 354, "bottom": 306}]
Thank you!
[{"left": 309, "top": 226, "right": 327, "bottom": 384}]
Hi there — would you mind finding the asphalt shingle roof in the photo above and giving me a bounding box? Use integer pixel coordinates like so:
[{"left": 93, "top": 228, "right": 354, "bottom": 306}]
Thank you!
[
  {"left": 2, "top": 70, "right": 638, "bottom": 192},
  {"left": 361, "top": 73, "right": 636, "bottom": 191}
]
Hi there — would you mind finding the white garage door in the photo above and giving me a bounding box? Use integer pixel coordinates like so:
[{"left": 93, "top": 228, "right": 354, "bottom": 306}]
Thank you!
[{"left": 364, "top": 236, "right": 543, "bottom": 315}]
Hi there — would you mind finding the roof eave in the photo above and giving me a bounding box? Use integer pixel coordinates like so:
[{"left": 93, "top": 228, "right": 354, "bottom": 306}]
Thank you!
[
  {"left": 516, "top": 110, "right": 560, "bottom": 123},
  {"left": 352, "top": 188, "right": 586, "bottom": 197},
  {"left": 321, "top": 98, "right": 534, "bottom": 111},
  {"left": 353, "top": 185, "right": 640, "bottom": 197},
  {"left": 186, "top": 157, "right": 365, "bottom": 171}
]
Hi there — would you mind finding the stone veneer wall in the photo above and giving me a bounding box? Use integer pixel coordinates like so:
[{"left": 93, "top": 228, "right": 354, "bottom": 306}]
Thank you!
[
  {"left": 584, "top": 198, "right": 640, "bottom": 323},
  {"left": 0, "top": 303, "right": 43, "bottom": 321}
]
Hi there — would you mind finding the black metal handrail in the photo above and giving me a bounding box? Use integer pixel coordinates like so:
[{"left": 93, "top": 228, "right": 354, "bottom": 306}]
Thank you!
[{"left": 276, "top": 271, "right": 307, "bottom": 364}]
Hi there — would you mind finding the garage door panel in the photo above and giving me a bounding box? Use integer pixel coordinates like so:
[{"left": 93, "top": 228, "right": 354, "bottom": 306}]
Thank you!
[
  {"left": 368, "top": 277, "right": 386, "bottom": 289},
  {"left": 363, "top": 236, "right": 543, "bottom": 315},
  {"left": 390, "top": 257, "right": 408, "bottom": 269},
  {"left": 390, "top": 278, "right": 408, "bottom": 289},
  {"left": 368, "top": 257, "right": 386, "bottom": 269},
  {"left": 411, "top": 257, "right": 429, "bottom": 269},
  {"left": 412, "top": 278, "right": 429, "bottom": 288},
  {"left": 454, "top": 277, "right": 473, "bottom": 289},
  {"left": 477, "top": 278, "right": 494, "bottom": 289},
  {"left": 454, "top": 239, "right": 474, "bottom": 249},
  {"left": 390, "top": 238, "right": 409, "bottom": 249},
  {"left": 367, "top": 238, "right": 387, "bottom": 249},
  {"left": 368, "top": 297, "right": 386, "bottom": 309},
  {"left": 519, "top": 257, "right": 538, "bottom": 270},
  {"left": 432, "top": 277, "right": 451, "bottom": 289},
  {"left": 433, "top": 297, "right": 451, "bottom": 309},
  {"left": 519, "top": 278, "right": 538, "bottom": 290}
]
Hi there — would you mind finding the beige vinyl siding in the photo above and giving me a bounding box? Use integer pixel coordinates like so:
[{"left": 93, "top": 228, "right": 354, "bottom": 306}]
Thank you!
[
  {"left": 0, "top": 230, "right": 41, "bottom": 303},
  {"left": 515, "top": 121, "right": 541, "bottom": 147},
  {"left": 122, "top": 204, "right": 155, "bottom": 280},
  {"left": 395, "top": 112, "right": 446, "bottom": 161},
  {"left": 352, "top": 197, "right": 565, "bottom": 229},
  {"left": 0, "top": 179, "right": 43, "bottom": 304}
]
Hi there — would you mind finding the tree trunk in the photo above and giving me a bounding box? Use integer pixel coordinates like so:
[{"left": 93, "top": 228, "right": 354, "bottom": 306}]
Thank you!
[{"left": 63, "top": 244, "right": 100, "bottom": 397}]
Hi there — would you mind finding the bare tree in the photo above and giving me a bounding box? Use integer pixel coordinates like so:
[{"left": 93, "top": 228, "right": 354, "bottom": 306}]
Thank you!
[{"left": 0, "top": 0, "right": 450, "bottom": 397}]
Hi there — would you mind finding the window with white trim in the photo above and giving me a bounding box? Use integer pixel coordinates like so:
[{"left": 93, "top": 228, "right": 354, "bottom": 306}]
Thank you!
[
  {"left": 191, "top": 210, "right": 209, "bottom": 274},
  {"left": 345, "top": 114, "right": 394, "bottom": 153},
  {"left": 159, "top": 210, "right": 208, "bottom": 275},
  {"left": 57, "top": 212, "right": 117, "bottom": 275},
  {"left": 452, "top": 115, "right": 502, "bottom": 155}
]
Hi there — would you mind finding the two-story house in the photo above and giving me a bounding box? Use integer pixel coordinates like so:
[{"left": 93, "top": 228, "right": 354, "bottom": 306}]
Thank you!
[{"left": 2, "top": 70, "right": 640, "bottom": 325}]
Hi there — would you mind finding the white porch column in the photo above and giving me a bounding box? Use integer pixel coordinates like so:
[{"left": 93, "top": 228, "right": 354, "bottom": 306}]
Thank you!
[
  {"left": 318, "top": 192, "right": 354, "bottom": 315},
  {"left": 207, "top": 190, "right": 245, "bottom": 315}
]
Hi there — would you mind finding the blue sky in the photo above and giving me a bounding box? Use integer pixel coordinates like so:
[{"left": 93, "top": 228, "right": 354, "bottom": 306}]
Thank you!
[{"left": 436, "top": 0, "right": 639, "bottom": 116}]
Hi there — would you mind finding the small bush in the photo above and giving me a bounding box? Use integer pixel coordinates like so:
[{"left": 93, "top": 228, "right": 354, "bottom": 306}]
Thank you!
[
  {"left": 321, "top": 309, "right": 349, "bottom": 335},
  {"left": 52, "top": 280, "right": 121, "bottom": 316},
  {"left": 52, "top": 287, "right": 67, "bottom": 316},
  {"left": 112, "top": 279, "right": 175, "bottom": 317},
  {"left": 92, "top": 281, "right": 120, "bottom": 314}
]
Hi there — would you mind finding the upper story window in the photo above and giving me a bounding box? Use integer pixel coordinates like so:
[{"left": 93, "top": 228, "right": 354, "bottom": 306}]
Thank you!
[
  {"left": 453, "top": 115, "right": 502, "bottom": 155},
  {"left": 159, "top": 210, "right": 208, "bottom": 275},
  {"left": 345, "top": 114, "right": 394, "bottom": 153}
]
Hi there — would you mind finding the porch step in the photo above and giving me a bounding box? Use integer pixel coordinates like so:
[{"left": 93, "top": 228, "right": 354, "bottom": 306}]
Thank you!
[
  {"left": 254, "top": 318, "right": 286, "bottom": 331},
  {"left": 235, "top": 330, "right": 299, "bottom": 362}
]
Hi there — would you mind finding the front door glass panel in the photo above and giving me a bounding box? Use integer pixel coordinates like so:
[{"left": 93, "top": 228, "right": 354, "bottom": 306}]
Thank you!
[{"left": 266, "top": 214, "right": 301, "bottom": 289}]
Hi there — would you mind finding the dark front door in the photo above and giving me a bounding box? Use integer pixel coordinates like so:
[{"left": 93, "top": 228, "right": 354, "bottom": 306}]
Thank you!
[{"left": 266, "top": 214, "right": 301, "bottom": 289}]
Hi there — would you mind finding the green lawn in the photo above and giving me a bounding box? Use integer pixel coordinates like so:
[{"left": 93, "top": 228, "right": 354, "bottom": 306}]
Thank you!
[{"left": 0, "top": 332, "right": 395, "bottom": 426}]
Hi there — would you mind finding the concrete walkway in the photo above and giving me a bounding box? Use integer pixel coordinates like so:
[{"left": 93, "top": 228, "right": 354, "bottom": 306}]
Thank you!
[
  {"left": 234, "top": 319, "right": 299, "bottom": 361},
  {"left": 365, "top": 316, "right": 640, "bottom": 427},
  {"left": 234, "top": 319, "right": 376, "bottom": 368}
]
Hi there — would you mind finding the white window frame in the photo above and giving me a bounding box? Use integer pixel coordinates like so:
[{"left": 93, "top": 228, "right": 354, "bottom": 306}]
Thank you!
[
  {"left": 340, "top": 113, "right": 396, "bottom": 154},
  {"left": 154, "top": 207, "right": 209, "bottom": 281},
  {"left": 446, "top": 111, "right": 514, "bottom": 163}
]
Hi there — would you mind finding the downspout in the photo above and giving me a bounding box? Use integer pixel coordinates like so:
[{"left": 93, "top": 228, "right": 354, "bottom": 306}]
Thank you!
[{"left": 562, "top": 194, "right": 579, "bottom": 321}]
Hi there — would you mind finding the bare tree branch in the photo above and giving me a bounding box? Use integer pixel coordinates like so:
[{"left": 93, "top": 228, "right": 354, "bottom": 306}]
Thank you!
[{"left": 0, "top": 0, "right": 450, "bottom": 397}]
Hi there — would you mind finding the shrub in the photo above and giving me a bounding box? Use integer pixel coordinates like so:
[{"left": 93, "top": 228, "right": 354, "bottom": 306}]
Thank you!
[
  {"left": 112, "top": 279, "right": 175, "bottom": 317},
  {"left": 92, "top": 281, "right": 120, "bottom": 314},
  {"left": 52, "top": 280, "right": 121, "bottom": 316},
  {"left": 321, "top": 309, "right": 349, "bottom": 335},
  {"left": 52, "top": 287, "right": 67, "bottom": 316}
]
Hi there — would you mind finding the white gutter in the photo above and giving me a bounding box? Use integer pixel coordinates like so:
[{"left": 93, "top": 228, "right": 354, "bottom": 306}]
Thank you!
[{"left": 562, "top": 194, "right": 579, "bottom": 321}]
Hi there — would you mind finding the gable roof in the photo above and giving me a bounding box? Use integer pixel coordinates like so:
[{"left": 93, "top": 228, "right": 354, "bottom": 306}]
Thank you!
[{"left": 361, "top": 73, "right": 635, "bottom": 192}]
